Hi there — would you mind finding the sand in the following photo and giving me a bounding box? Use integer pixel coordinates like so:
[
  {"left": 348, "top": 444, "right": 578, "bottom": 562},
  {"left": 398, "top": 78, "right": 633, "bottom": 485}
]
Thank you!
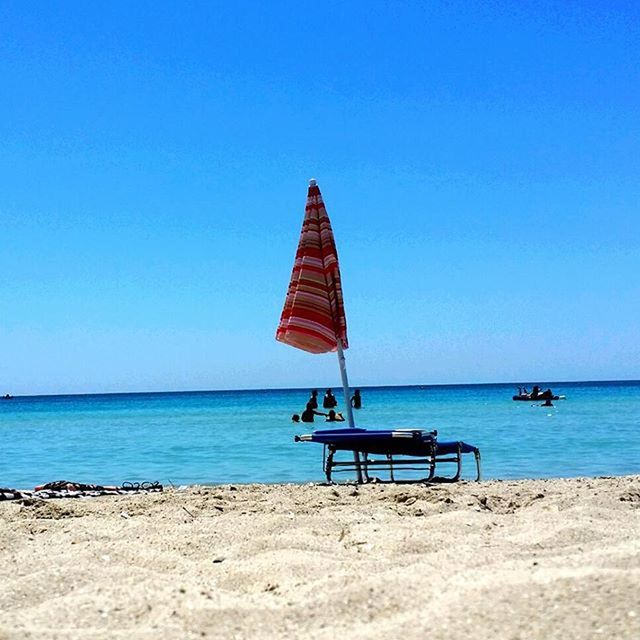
[{"left": 1, "top": 475, "right": 639, "bottom": 639}]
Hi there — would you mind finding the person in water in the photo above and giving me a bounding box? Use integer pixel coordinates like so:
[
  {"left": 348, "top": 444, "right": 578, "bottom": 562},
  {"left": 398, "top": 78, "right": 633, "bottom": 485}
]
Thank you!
[
  {"left": 323, "top": 389, "right": 337, "bottom": 409},
  {"left": 308, "top": 389, "right": 318, "bottom": 409},
  {"left": 542, "top": 398, "right": 554, "bottom": 407},
  {"left": 531, "top": 386, "right": 554, "bottom": 400},
  {"left": 301, "top": 403, "right": 327, "bottom": 423},
  {"left": 350, "top": 389, "right": 362, "bottom": 409},
  {"left": 326, "top": 410, "right": 345, "bottom": 422},
  {"left": 292, "top": 414, "right": 300, "bottom": 422}
]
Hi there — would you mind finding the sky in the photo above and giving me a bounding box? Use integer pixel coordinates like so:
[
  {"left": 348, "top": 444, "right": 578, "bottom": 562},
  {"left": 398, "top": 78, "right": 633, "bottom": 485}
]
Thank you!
[{"left": 1, "top": 1, "right": 639, "bottom": 395}]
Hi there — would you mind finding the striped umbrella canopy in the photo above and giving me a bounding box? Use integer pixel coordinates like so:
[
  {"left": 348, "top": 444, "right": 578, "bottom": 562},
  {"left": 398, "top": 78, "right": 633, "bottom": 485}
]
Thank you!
[{"left": 276, "top": 179, "right": 348, "bottom": 354}]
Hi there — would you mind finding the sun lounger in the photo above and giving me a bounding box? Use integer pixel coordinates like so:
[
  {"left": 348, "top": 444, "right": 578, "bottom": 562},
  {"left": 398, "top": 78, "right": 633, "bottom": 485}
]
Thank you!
[{"left": 295, "top": 428, "right": 481, "bottom": 483}]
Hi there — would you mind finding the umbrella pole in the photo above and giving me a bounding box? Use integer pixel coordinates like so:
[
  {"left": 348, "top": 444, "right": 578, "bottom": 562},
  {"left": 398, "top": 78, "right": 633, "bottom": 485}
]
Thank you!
[{"left": 336, "top": 342, "right": 364, "bottom": 483}]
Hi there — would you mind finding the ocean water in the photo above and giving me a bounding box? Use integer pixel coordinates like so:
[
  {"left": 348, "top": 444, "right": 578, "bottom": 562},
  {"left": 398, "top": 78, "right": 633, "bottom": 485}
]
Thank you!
[{"left": 1, "top": 381, "right": 639, "bottom": 488}]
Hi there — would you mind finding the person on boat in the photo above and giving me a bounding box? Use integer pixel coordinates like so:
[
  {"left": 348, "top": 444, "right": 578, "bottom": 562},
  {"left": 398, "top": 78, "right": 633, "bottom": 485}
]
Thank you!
[
  {"left": 326, "top": 410, "right": 345, "bottom": 422},
  {"left": 308, "top": 389, "right": 319, "bottom": 409},
  {"left": 301, "top": 403, "right": 327, "bottom": 423},
  {"left": 323, "top": 389, "right": 337, "bottom": 409},
  {"left": 522, "top": 387, "right": 529, "bottom": 396},
  {"left": 530, "top": 385, "right": 542, "bottom": 399},
  {"left": 350, "top": 389, "right": 362, "bottom": 409}
]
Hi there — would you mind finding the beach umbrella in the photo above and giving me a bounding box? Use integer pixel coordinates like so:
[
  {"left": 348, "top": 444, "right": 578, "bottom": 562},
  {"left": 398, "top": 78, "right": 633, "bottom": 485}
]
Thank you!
[{"left": 276, "top": 179, "right": 357, "bottom": 432}]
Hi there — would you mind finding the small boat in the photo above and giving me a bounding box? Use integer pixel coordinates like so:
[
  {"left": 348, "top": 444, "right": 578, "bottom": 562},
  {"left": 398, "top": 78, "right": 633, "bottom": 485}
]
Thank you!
[
  {"left": 1, "top": 394, "right": 13, "bottom": 400},
  {"left": 512, "top": 394, "right": 566, "bottom": 401},
  {"left": 513, "top": 384, "right": 566, "bottom": 402}
]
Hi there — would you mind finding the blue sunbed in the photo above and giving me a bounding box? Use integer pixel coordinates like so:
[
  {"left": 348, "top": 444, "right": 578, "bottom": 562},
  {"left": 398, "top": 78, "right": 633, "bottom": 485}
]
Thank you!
[{"left": 295, "top": 428, "right": 481, "bottom": 483}]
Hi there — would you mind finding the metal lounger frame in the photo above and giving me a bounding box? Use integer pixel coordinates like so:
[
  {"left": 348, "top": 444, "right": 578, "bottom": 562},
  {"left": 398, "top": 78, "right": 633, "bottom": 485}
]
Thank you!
[{"left": 323, "top": 442, "right": 481, "bottom": 484}]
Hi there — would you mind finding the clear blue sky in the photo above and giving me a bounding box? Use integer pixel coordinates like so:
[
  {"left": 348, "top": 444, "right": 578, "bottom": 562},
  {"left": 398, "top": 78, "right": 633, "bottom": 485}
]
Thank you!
[{"left": 1, "top": 1, "right": 638, "bottom": 395}]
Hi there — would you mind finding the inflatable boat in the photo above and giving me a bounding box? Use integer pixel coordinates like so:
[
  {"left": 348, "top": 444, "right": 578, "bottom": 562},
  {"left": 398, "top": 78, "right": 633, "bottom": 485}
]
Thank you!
[{"left": 512, "top": 394, "right": 565, "bottom": 401}]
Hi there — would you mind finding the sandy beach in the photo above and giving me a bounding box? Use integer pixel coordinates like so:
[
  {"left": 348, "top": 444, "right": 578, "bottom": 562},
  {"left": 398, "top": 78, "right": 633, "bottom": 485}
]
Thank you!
[{"left": 1, "top": 475, "right": 638, "bottom": 639}]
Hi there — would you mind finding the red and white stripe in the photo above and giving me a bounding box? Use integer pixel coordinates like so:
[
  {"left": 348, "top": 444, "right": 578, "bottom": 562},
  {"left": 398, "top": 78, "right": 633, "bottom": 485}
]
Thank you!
[{"left": 276, "top": 181, "right": 349, "bottom": 354}]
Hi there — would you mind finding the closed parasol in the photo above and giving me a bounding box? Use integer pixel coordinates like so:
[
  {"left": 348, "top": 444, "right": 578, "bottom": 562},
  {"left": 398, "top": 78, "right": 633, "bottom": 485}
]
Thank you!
[{"left": 276, "top": 179, "right": 357, "bottom": 433}]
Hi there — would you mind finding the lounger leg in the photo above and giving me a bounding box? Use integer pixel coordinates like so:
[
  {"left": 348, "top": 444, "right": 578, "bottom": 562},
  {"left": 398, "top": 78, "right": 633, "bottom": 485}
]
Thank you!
[
  {"left": 361, "top": 452, "right": 371, "bottom": 483},
  {"left": 425, "top": 458, "right": 435, "bottom": 482},
  {"left": 452, "top": 444, "right": 462, "bottom": 482},
  {"left": 325, "top": 448, "right": 335, "bottom": 484},
  {"left": 387, "top": 454, "right": 395, "bottom": 482},
  {"left": 474, "top": 450, "right": 482, "bottom": 481},
  {"left": 353, "top": 452, "right": 364, "bottom": 483}
]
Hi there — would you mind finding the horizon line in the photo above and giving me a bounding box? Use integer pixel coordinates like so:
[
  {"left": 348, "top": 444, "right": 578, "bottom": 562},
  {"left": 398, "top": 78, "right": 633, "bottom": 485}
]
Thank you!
[{"left": 5, "top": 377, "right": 640, "bottom": 400}]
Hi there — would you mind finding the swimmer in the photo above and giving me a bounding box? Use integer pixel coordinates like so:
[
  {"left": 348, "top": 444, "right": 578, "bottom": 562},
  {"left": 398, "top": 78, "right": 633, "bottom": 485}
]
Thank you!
[
  {"left": 301, "top": 403, "right": 327, "bottom": 423},
  {"left": 323, "top": 389, "right": 337, "bottom": 409}
]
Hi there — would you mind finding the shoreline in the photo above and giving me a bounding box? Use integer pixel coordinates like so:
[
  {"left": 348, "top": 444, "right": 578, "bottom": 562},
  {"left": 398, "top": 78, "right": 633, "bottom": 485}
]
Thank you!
[
  {"left": 4, "top": 470, "right": 640, "bottom": 494},
  {"left": 1, "top": 475, "right": 639, "bottom": 639},
  {"left": 3, "top": 469, "right": 640, "bottom": 496}
]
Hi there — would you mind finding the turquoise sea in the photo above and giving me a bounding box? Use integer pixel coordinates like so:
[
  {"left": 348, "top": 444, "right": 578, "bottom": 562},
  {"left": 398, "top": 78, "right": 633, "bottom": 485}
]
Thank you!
[{"left": 1, "top": 381, "right": 639, "bottom": 488}]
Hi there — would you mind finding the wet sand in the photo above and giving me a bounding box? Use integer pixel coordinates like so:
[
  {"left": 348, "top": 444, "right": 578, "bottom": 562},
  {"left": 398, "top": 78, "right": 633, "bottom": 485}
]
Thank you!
[{"left": 1, "top": 475, "right": 639, "bottom": 639}]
